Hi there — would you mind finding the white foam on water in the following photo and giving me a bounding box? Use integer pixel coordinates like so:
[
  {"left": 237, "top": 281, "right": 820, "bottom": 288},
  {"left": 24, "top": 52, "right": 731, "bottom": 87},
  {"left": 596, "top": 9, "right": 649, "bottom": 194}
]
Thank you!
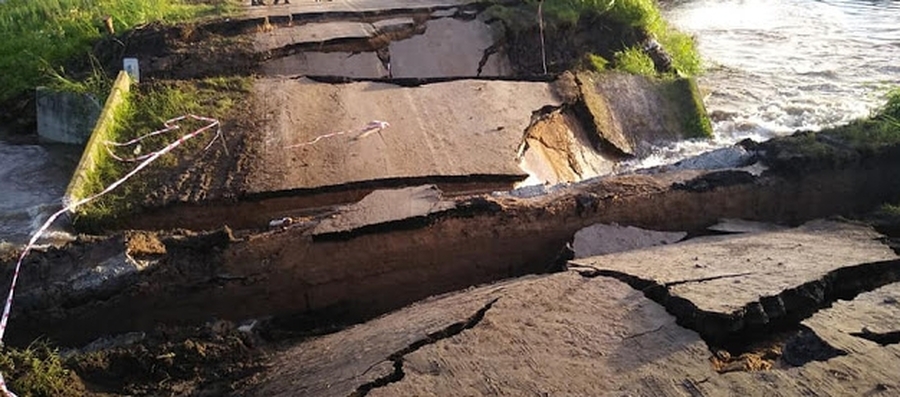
[
  {"left": 665, "top": 0, "right": 900, "bottom": 141},
  {"left": 607, "top": 0, "right": 900, "bottom": 172}
]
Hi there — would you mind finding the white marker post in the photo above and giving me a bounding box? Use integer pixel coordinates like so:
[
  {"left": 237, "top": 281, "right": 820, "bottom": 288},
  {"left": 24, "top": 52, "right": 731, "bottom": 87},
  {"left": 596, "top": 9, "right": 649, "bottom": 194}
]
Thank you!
[{"left": 123, "top": 58, "right": 140, "bottom": 83}]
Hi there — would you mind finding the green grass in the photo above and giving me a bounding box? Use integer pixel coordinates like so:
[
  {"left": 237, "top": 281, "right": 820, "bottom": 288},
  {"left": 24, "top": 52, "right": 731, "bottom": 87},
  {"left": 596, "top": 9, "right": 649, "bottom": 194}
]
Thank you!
[
  {"left": 485, "top": 0, "right": 701, "bottom": 77},
  {"left": 0, "top": 342, "right": 83, "bottom": 397},
  {"left": 877, "top": 203, "right": 900, "bottom": 218},
  {"left": 0, "top": 0, "right": 237, "bottom": 103},
  {"left": 603, "top": 0, "right": 701, "bottom": 76},
  {"left": 823, "top": 88, "right": 900, "bottom": 149},
  {"left": 72, "top": 76, "right": 251, "bottom": 231},
  {"left": 587, "top": 53, "right": 609, "bottom": 71},
  {"left": 543, "top": 0, "right": 702, "bottom": 76},
  {"left": 761, "top": 88, "right": 900, "bottom": 170},
  {"left": 613, "top": 47, "right": 656, "bottom": 76}
]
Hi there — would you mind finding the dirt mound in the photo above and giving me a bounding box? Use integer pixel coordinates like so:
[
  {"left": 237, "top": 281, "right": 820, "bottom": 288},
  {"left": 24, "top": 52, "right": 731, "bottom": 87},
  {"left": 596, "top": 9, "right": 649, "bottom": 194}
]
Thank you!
[{"left": 70, "top": 320, "right": 265, "bottom": 396}]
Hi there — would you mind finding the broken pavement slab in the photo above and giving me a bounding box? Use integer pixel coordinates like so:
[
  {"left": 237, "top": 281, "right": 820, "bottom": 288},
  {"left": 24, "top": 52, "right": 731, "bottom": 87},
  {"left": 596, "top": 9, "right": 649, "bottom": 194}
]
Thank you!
[
  {"left": 261, "top": 51, "right": 390, "bottom": 77},
  {"left": 252, "top": 279, "right": 507, "bottom": 397},
  {"left": 577, "top": 71, "right": 712, "bottom": 156},
  {"left": 389, "top": 18, "right": 510, "bottom": 78},
  {"left": 254, "top": 17, "right": 509, "bottom": 78},
  {"left": 518, "top": 109, "right": 616, "bottom": 185},
  {"left": 242, "top": 0, "right": 474, "bottom": 20},
  {"left": 802, "top": 281, "right": 900, "bottom": 354},
  {"left": 572, "top": 223, "right": 687, "bottom": 259},
  {"left": 247, "top": 77, "right": 561, "bottom": 194},
  {"left": 252, "top": 270, "right": 900, "bottom": 396},
  {"left": 253, "top": 21, "right": 378, "bottom": 53},
  {"left": 253, "top": 272, "right": 718, "bottom": 397},
  {"left": 570, "top": 220, "right": 900, "bottom": 342},
  {"left": 312, "top": 185, "right": 455, "bottom": 236}
]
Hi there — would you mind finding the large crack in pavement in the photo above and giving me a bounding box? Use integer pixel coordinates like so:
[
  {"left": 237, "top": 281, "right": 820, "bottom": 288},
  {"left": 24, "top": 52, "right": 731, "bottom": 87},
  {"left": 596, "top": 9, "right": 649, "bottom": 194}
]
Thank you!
[
  {"left": 302, "top": 74, "right": 557, "bottom": 87},
  {"left": 851, "top": 329, "right": 900, "bottom": 346},
  {"left": 570, "top": 258, "right": 900, "bottom": 363},
  {"left": 349, "top": 297, "right": 500, "bottom": 396}
]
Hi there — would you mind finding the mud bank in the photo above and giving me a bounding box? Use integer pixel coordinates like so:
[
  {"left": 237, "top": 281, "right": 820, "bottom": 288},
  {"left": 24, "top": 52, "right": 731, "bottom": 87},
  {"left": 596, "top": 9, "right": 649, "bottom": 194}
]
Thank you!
[{"left": 8, "top": 137, "right": 900, "bottom": 346}]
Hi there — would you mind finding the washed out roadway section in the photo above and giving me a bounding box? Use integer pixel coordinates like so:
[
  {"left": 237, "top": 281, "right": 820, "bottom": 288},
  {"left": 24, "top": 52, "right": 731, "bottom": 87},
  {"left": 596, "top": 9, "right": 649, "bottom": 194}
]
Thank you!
[{"left": 246, "top": 77, "right": 560, "bottom": 194}]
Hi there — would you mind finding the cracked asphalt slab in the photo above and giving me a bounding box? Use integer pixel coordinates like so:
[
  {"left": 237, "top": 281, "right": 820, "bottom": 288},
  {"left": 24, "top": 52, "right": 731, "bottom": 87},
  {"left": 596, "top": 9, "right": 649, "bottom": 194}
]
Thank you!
[
  {"left": 246, "top": 77, "right": 559, "bottom": 193},
  {"left": 242, "top": 0, "right": 474, "bottom": 19},
  {"left": 570, "top": 220, "right": 897, "bottom": 318},
  {"left": 802, "top": 282, "right": 900, "bottom": 354},
  {"left": 250, "top": 221, "right": 900, "bottom": 396},
  {"left": 251, "top": 278, "right": 512, "bottom": 397}
]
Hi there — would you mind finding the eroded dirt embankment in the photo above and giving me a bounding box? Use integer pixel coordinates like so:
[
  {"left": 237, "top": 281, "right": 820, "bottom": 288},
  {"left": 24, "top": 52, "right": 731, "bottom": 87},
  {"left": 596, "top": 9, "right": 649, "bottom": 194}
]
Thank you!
[{"left": 6, "top": 139, "right": 900, "bottom": 346}]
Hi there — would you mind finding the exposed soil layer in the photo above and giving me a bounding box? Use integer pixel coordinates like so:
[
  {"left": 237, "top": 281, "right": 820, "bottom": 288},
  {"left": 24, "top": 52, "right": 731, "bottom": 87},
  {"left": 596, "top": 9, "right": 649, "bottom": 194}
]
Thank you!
[
  {"left": 495, "top": 13, "right": 641, "bottom": 75},
  {"left": 69, "top": 320, "right": 266, "bottom": 396}
]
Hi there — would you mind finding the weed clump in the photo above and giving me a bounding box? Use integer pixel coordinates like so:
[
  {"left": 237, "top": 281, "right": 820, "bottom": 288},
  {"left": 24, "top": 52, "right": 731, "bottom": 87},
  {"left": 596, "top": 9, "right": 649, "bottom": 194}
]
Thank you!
[
  {"left": 824, "top": 88, "right": 900, "bottom": 150},
  {"left": 759, "top": 88, "right": 900, "bottom": 173},
  {"left": 614, "top": 47, "right": 657, "bottom": 76},
  {"left": 0, "top": 342, "right": 84, "bottom": 397}
]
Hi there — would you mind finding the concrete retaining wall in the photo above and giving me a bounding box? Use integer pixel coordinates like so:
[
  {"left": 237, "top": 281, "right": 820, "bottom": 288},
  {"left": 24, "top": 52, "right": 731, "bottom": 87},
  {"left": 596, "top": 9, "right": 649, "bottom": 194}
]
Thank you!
[
  {"left": 36, "top": 88, "right": 102, "bottom": 144},
  {"left": 64, "top": 71, "right": 132, "bottom": 205}
]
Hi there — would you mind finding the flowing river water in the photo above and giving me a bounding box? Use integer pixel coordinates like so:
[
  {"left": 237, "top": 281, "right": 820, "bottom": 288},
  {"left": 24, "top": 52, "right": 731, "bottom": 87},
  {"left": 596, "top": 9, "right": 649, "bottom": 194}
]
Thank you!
[
  {"left": 1, "top": 0, "right": 898, "bottom": 244},
  {"left": 634, "top": 0, "right": 900, "bottom": 167}
]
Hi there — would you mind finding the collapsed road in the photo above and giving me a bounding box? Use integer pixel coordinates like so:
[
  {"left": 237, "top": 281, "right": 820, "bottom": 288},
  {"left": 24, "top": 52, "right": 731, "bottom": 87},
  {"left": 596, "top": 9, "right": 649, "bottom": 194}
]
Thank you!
[
  {"left": 2, "top": 0, "right": 900, "bottom": 395},
  {"left": 6, "top": 137, "right": 900, "bottom": 347}
]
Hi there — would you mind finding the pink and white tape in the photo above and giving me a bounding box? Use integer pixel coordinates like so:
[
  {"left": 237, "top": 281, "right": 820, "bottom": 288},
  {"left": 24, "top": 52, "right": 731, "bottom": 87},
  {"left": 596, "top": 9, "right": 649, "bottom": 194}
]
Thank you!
[
  {"left": 0, "top": 114, "right": 220, "bottom": 397},
  {"left": 287, "top": 120, "right": 389, "bottom": 148}
]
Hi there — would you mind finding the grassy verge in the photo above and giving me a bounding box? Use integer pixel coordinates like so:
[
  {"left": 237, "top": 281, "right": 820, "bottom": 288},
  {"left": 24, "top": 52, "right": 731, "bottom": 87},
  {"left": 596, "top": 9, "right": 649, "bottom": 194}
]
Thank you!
[
  {"left": 71, "top": 76, "right": 251, "bottom": 232},
  {"left": 514, "top": 0, "right": 701, "bottom": 77},
  {"left": 802, "top": 89, "right": 900, "bottom": 150},
  {"left": 613, "top": 47, "right": 656, "bottom": 76},
  {"left": 0, "top": 342, "right": 84, "bottom": 397},
  {"left": 0, "top": 0, "right": 238, "bottom": 103},
  {"left": 604, "top": 0, "right": 700, "bottom": 76}
]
